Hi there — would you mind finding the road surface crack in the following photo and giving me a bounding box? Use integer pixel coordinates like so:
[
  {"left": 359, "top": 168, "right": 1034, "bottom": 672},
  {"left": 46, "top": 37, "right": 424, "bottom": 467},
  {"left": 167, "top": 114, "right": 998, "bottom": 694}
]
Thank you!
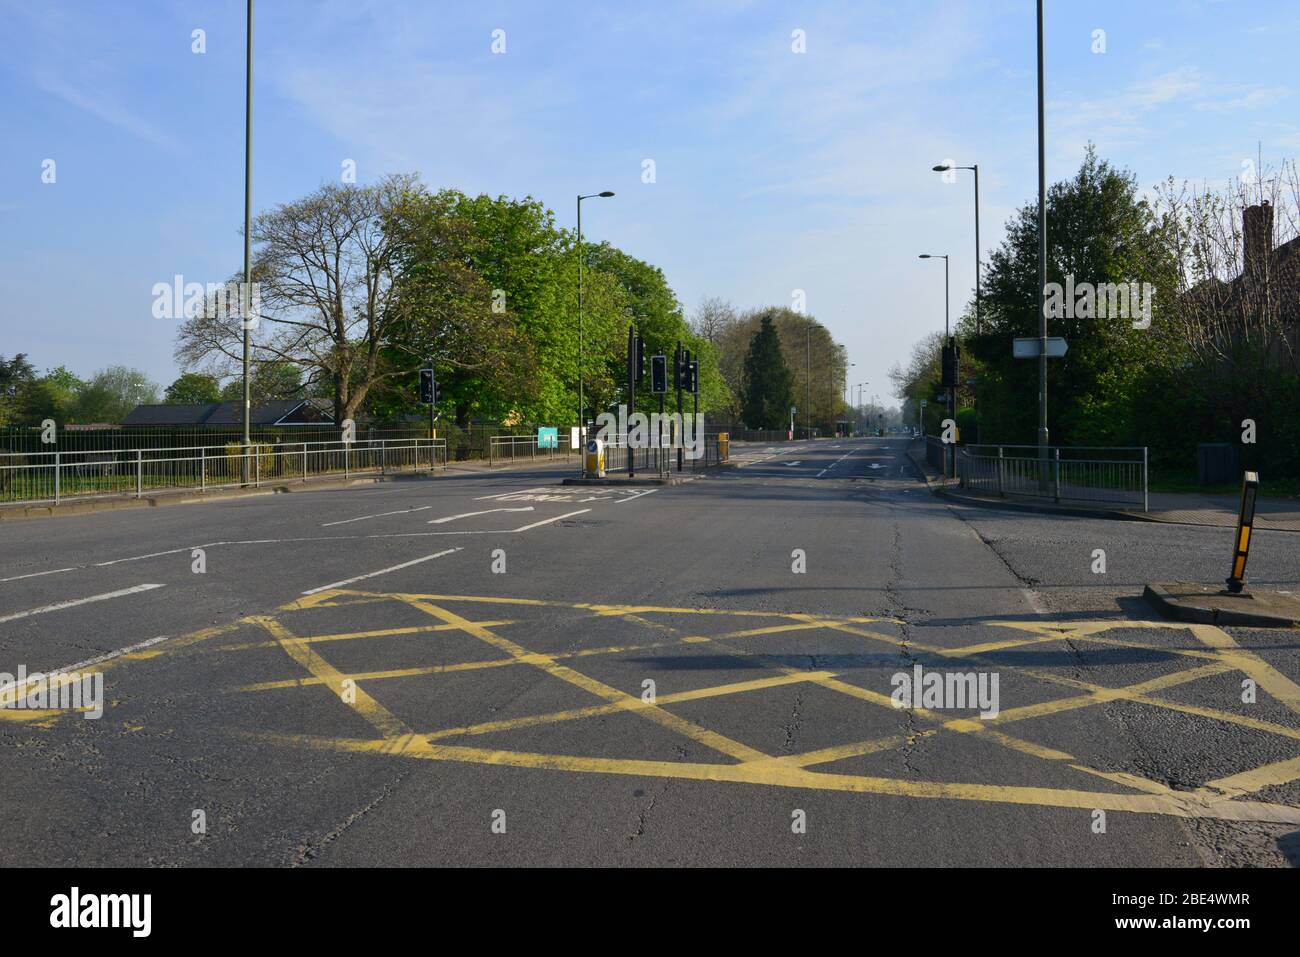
[{"left": 290, "top": 770, "right": 408, "bottom": 866}]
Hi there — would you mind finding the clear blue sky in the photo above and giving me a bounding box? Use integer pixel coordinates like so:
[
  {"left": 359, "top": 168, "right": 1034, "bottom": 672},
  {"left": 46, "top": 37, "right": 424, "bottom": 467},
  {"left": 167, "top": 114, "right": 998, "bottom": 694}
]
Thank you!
[{"left": 2, "top": 0, "right": 1296, "bottom": 408}]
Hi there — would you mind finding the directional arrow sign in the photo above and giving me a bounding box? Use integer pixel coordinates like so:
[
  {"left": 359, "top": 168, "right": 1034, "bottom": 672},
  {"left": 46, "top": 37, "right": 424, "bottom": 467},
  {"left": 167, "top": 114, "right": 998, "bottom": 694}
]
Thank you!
[{"left": 1013, "top": 337, "right": 1068, "bottom": 359}]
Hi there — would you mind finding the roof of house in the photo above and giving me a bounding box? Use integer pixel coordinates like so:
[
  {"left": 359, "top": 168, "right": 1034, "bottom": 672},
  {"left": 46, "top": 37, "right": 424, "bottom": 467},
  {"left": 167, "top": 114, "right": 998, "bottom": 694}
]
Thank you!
[{"left": 121, "top": 399, "right": 334, "bottom": 427}]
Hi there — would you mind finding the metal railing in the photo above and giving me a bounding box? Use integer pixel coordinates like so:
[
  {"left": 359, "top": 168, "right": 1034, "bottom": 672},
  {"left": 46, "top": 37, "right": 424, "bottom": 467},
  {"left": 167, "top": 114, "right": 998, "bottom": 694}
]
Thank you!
[
  {"left": 0, "top": 438, "right": 447, "bottom": 507},
  {"left": 487, "top": 434, "right": 577, "bottom": 467},
  {"left": 956, "top": 444, "right": 1148, "bottom": 510},
  {"left": 593, "top": 431, "right": 728, "bottom": 476}
]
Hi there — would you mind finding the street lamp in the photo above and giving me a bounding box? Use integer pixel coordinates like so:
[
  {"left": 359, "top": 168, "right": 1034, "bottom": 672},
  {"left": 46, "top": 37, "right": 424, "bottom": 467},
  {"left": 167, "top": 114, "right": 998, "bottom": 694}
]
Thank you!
[
  {"left": 576, "top": 191, "right": 615, "bottom": 438},
  {"left": 932, "top": 163, "right": 980, "bottom": 335},
  {"left": 1035, "top": 0, "right": 1050, "bottom": 470},
  {"left": 241, "top": 0, "right": 254, "bottom": 481},
  {"left": 920, "top": 253, "right": 954, "bottom": 478}
]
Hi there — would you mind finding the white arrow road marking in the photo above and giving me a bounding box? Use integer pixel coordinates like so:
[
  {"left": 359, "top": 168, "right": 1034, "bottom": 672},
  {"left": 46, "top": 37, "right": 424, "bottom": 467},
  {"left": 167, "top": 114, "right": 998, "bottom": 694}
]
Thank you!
[
  {"left": 782, "top": 461, "right": 803, "bottom": 466},
  {"left": 0, "top": 584, "right": 165, "bottom": 625},
  {"left": 321, "top": 506, "right": 434, "bottom": 527},
  {"left": 614, "top": 489, "right": 658, "bottom": 503},
  {"left": 511, "top": 508, "right": 591, "bottom": 531},
  {"left": 303, "top": 548, "right": 462, "bottom": 595},
  {"left": 474, "top": 487, "right": 551, "bottom": 501},
  {"left": 428, "top": 507, "right": 535, "bottom": 525}
]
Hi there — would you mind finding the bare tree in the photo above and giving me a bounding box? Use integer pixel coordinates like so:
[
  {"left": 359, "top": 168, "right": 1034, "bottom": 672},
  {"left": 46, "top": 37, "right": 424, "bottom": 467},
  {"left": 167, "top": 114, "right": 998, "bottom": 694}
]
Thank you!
[{"left": 176, "top": 174, "right": 423, "bottom": 423}]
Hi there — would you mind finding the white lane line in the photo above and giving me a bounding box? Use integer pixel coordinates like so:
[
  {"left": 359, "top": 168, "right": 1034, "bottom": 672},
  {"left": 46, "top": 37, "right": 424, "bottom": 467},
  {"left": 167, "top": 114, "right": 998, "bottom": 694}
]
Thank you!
[
  {"left": 0, "top": 567, "right": 78, "bottom": 584},
  {"left": 1, "top": 633, "right": 173, "bottom": 701},
  {"left": 512, "top": 508, "right": 592, "bottom": 531},
  {"left": 0, "top": 584, "right": 166, "bottom": 625},
  {"left": 96, "top": 547, "right": 196, "bottom": 567},
  {"left": 615, "top": 489, "right": 658, "bottom": 503},
  {"left": 322, "top": 506, "right": 433, "bottom": 527},
  {"left": 302, "top": 548, "right": 462, "bottom": 596},
  {"left": 428, "top": 507, "right": 534, "bottom": 525}
]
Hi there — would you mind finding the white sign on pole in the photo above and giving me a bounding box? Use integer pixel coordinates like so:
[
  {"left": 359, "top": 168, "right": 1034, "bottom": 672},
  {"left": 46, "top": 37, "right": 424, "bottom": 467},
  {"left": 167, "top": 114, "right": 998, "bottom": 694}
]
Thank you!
[{"left": 1013, "top": 337, "right": 1068, "bottom": 359}]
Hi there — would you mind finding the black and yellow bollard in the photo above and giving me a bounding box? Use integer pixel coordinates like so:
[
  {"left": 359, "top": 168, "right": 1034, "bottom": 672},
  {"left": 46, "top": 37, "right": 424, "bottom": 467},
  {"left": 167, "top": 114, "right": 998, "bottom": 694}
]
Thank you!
[{"left": 1225, "top": 471, "right": 1260, "bottom": 594}]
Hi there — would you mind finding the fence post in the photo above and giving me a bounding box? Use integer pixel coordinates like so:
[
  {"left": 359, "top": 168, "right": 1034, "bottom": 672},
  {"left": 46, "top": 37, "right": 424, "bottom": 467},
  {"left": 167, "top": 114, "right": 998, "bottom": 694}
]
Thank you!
[
  {"left": 200, "top": 448, "right": 205, "bottom": 491},
  {"left": 1053, "top": 448, "right": 1061, "bottom": 503},
  {"left": 490, "top": 438, "right": 495, "bottom": 468},
  {"left": 380, "top": 439, "right": 386, "bottom": 475},
  {"left": 1142, "top": 447, "right": 1149, "bottom": 512},
  {"left": 255, "top": 447, "right": 260, "bottom": 487},
  {"left": 344, "top": 443, "right": 350, "bottom": 479},
  {"left": 54, "top": 451, "right": 60, "bottom": 505},
  {"left": 136, "top": 449, "right": 142, "bottom": 498},
  {"left": 996, "top": 447, "right": 1004, "bottom": 497}
]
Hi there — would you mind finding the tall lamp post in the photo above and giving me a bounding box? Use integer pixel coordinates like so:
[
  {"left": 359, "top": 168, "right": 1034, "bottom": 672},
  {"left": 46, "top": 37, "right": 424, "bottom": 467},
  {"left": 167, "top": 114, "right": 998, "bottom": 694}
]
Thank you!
[
  {"left": 576, "top": 191, "right": 615, "bottom": 439},
  {"left": 241, "top": 0, "right": 254, "bottom": 481},
  {"left": 1035, "top": 0, "right": 1050, "bottom": 476},
  {"left": 931, "top": 162, "right": 980, "bottom": 335},
  {"left": 919, "top": 253, "right": 953, "bottom": 478}
]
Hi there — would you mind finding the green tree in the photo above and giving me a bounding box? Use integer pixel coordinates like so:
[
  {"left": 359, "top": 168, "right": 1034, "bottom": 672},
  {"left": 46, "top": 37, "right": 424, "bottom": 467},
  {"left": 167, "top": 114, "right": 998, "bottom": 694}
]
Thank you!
[
  {"left": 165, "top": 373, "right": 222, "bottom": 404},
  {"left": 0, "top": 354, "right": 37, "bottom": 426},
  {"left": 971, "top": 146, "right": 1176, "bottom": 447},
  {"left": 741, "top": 315, "right": 793, "bottom": 429},
  {"left": 71, "top": 367, "right": 160, "bottom": 423}
]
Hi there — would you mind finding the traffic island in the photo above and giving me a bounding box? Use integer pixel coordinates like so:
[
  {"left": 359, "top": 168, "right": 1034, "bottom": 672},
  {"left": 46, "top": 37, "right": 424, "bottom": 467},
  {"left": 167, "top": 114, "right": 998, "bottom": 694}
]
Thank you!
[{"left": 1142, "top": 581, "right": 1300, "bottom": 628}]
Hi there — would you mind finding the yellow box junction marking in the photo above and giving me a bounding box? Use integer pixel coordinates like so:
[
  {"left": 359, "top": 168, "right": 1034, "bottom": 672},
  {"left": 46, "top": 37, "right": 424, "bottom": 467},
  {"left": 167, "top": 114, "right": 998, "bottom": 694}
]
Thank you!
[{"left": 21, "top": 586, "right": 1298, "bottom": 825}]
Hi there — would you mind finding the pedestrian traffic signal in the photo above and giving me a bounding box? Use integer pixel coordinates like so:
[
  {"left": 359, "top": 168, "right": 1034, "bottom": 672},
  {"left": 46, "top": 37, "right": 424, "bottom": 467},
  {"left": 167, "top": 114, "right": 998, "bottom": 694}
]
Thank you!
[
  {"left": 419, "top": 368, "right": 438, "bottom": 404},
  {"left": 651, "top": 355, "right": 668, "bottom": 394}
]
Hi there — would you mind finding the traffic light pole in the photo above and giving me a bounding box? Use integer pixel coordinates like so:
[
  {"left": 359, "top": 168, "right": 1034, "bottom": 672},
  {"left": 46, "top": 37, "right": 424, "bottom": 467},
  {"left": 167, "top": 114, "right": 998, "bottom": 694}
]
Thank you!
[
  {"left": 627, "top": 325, "right": 636, "bottom": 479},
  {"left": 675, "top": 341, "right": 684, "bottom": 473}
]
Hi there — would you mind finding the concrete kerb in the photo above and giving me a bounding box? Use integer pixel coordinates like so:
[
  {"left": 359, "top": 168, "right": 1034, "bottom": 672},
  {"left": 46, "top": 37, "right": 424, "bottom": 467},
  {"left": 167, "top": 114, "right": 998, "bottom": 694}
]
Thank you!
[{"left": 1143, "top": 581, "right": 1300, "bottom": 628}]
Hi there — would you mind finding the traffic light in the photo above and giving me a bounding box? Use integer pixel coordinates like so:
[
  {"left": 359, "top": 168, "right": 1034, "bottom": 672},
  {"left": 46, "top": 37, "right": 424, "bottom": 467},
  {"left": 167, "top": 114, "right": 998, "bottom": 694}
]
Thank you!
[
  {"left": 418, "top": 368, "right": 438, "bottom": 404},
  {"left": 636, "top": 336, "right": 646, "bottom": 383},
  {"left": 650, "top": 355, "right": 667, "bottom": 394},
  {"left": 688, "top": 359, "right": 699, "bottom": 395},
  {"left": 675, "top": 347, "right": 693, "bottom": 391},
  {"left": 941, "top": 338, "right": 960, "bottom": 388}
]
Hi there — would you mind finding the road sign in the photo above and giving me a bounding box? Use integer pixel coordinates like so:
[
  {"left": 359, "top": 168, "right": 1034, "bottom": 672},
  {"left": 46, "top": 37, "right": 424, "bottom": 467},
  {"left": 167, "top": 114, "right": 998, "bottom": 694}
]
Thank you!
[
  {"left": 537, "top": 427, "right": 557, "bottom": 450},
  {"left": 1013, "top": 337, "right": 1068, "bottom": 359},
  {"left": 920, "top": 400, "right": 928, "bottom": 408}
]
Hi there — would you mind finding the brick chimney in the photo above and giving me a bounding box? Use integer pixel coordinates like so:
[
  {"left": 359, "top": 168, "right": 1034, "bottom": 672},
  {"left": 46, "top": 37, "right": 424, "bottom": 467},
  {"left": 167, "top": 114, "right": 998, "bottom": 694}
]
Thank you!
[{"left": 1243, "top": 200, "right": 1274, "bottom": 278}]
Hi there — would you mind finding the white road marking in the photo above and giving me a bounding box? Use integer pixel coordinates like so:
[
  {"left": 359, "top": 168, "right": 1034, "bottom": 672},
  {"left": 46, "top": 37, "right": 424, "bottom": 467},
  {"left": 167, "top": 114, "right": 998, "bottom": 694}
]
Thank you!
[
  {"left": 782, "top": 461, "right": 802, "bottom": 467},
  {"left": 512, "top": 508, "right": 592, "bottom": 531},
  {"left": 474, "top": 487, "right": 551, "bottom": 501},
  {"left": 614, "top": 489, "right": 658, "bottom": 503},
  {"left": 1, "top": 633, "right": 173, "bottom": 701},
  {"left": 1021, "top": 588, "right": 1050, "bottom": 616},
  {"left": 321, "top": 506, "right": 433, "bottom": 527},
  {"left": 96, "top": 548, "right": 194, "bottom": 567},
  {"left": 0, "top": 584, "right": 166, "bottom": 625},
  {"left": 302, "top": 548, "right": 462, "bottom": 595},
  {"left": 0, "top": 567, "right": 78, "bottom": 584},
  {"left": 428, "top": 507, "right": 535, "bottom": 525}
]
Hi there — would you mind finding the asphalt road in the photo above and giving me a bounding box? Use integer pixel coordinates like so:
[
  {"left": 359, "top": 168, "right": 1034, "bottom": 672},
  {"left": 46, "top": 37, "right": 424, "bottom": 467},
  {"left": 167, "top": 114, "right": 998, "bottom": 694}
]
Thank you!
[{"left": 2, "top": 437, "right": 1297, "bottom": 866}]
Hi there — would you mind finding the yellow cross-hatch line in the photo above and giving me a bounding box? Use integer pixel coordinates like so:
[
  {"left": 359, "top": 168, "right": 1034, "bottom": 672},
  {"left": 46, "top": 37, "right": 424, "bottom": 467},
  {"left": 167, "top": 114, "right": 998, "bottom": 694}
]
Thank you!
[{"left": 41, "top": 585, "right": 1291, "bottom": 826}]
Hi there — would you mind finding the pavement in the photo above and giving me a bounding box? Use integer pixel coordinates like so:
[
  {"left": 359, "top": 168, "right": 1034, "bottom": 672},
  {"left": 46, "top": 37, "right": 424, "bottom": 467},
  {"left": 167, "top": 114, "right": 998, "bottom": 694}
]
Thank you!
[
  {"left": 2, "top": 436, "right": 1298, "bottom": 867},
  {"left": 912, "top": 447, "right": 1300, "bottom": 532}
]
